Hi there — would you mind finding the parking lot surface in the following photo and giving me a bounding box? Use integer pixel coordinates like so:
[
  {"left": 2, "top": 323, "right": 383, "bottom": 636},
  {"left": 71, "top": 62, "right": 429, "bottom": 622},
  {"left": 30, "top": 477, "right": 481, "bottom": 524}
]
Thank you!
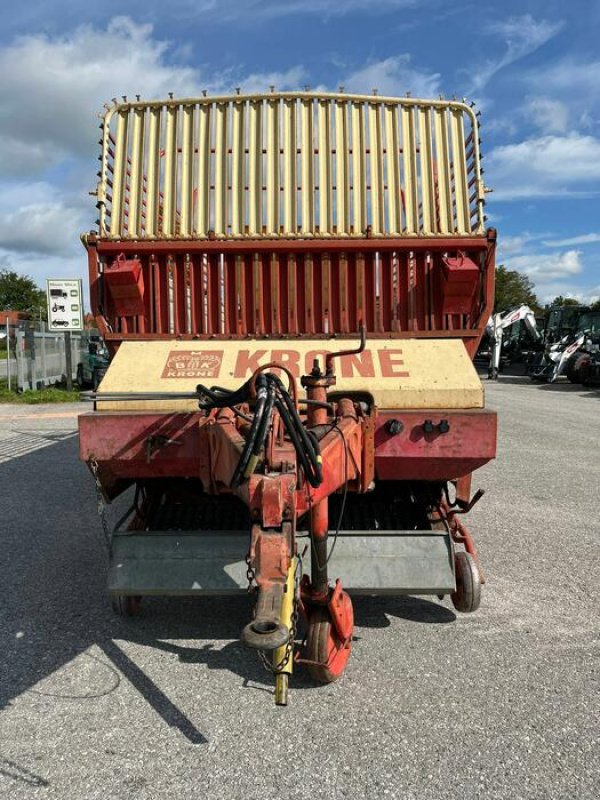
[{"left": 0, "top": 379, "right": 599, "bottom": 799}]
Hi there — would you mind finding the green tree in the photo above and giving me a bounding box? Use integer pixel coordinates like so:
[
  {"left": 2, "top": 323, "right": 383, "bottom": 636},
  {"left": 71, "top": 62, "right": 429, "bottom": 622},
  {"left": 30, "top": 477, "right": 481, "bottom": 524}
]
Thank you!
[
  {"left": 548, "top": 295, "right": 581, "bottom": 308},
  {"left": 589, "top": 298, "right": 600, "bottom": 311},
  {"left": 494, "top": 265, "right": 540, "bottom": 313},
  {"left": 0, "top": 268, "right": 47, "bottom": 319}
]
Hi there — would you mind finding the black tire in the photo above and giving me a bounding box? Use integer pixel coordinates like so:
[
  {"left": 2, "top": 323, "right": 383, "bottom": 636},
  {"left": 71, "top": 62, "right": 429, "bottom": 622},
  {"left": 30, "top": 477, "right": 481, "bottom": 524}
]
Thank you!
[
  {"left": 111, "top": 595, "right": 142, "bottom": 617},
  {"left": 451, "top": 552, "right": 481, "bottom": 613},
  {"left": 565, "top": 352, "right": 590, "bottom": 384}
]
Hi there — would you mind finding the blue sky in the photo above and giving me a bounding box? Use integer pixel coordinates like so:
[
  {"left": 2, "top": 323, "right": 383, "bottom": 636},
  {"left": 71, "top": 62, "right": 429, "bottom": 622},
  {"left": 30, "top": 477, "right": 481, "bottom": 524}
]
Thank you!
[{"left": 1, "top": 0, "right": 599, "bottom": 304}]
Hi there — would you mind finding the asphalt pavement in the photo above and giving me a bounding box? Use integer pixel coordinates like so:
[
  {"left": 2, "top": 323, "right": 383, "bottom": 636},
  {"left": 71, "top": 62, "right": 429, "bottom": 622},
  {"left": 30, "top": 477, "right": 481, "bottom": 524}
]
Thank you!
[{"left": 0, "top": 378, "right": 598, "bottom": 799}]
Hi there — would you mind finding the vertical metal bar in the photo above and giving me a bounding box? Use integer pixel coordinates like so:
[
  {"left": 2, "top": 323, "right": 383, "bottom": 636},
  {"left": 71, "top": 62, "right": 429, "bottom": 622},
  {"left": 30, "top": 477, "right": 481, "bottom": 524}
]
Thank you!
[
  {"left": 334, "top": 101, "right": 349, "bottom": 235},
  {"left": 266, "top": 99, "right": 280, "bottom": 235},
  {"left": 214, "top": 103, "right": 228, "bottom": 237},
  {"left": 321, "top": 253, "right": 331, "bottom": 333},
  {"left": 145, "top": 108, "right": 161, "bottom": 237},
  {"left": 162, "top": 106, "right": 178, "bottom": 237},
  {"left": 450, "top": 108, "right": 469, "bottom": 233},
  {"left": 338, "top": 252, "right": 349, "bottom": 333},
  {"left": 201, "top": 253, "right": 209, "bottom": 333},
  {"left": 391, "top": 251, "right": 401, "bottom": 331},
  {"left": 235, "top": 254, "right": 247, "bottom": 335},
  {"left": 282, "top": 99, "right": 297, "bottom": 235},
  {"left": 152, "top": 256, "right": 162, "bottom": 333},
  {"left": 384, "top": 104, "right": 401, "bottom": 236},
  {"left": 351, "top": 102, "right": 366, "bottom": 235},
  {"left": 355, "top": 252, "right": 365, "bottom": 328},
  {"left": 252, "top": 252, "right": 264, "bottom": 334},
  {"left": 368, "top": 103, "right": 384, "bottom": 235},
  {"left": 128, "top": 107, "right": 145, "bottom": 237},
  {"left": 304, "top": 253, "right": 314, "bottom": 333},
  {"left": 231, "top": 101, "right": 245, "bottom": 236},
  {"left": 195, "top": 103, "right": 211, "bottom": 238},
  {"left": 270, "top": 253, "right": 281, "bottom": 334},
  {"left": 184, "top": 255, "right": 192, "bottom": 334},
  {"left": 408, "top": 250, "right": 417, "bottom": 331},
  {"left": 401, "top": 106, "right": 418, "bottom": 233},
  {"left": 167, "top": 255, "right": 176, "bottom": 334},
  {"left": 318, "top": 100, "right": 331, "bottom": 235},
  {"left": 180, "top": 105, "right": 194, "bottom": 237},
  {"left": 248, "top": 101, "right": 263, "bottom": 236},
  {"left": 110, "top": 109, "right": 129, "bottom": 236},
  {"left": 300, "top": 99, "right": 314, "bottom": 234},
  {"left": 433, "top": 107, "right": 452, "bottom": 234},
  {"left": 418, "top": 107, "right": 435, "bottom": 235},
  {"left": 287, "top": 253, "right": 297, "bottom": 334}
]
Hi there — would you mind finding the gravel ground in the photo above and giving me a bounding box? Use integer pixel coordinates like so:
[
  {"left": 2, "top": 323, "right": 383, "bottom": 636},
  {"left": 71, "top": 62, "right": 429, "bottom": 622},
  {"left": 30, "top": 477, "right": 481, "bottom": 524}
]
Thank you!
[{"left": 0, "top": 379, "right": 599, "bottom": 800}]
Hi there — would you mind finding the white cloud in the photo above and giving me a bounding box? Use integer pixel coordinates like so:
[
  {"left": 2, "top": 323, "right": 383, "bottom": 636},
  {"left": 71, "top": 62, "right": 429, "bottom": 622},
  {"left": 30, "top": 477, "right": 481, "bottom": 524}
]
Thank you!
[
  {"left": 177, "top": 0, "right": 419, "bottom": 21},
  {"left": 487, "top": 133, "right": 600, "bottom": 200},
  {"left": 542, "top": 233, "right": 600, "bottom": 247},
  {"left": 0, "top": 182, "right": 87, "bottom": 258},
  {"left": 469, "top": 15, "right": 563, "bottom": 93},
  {"left": 508, "top": 249, "right": 582, "bottom": 283},
  {"left": 524, "top": 97, "right": 569, "bottom": 135},
  {"left": 0, "top": 17, "right": 201, "bottom": 176},
  {"left": 343, "top": 55, "right": 441, "bottom": 99}
]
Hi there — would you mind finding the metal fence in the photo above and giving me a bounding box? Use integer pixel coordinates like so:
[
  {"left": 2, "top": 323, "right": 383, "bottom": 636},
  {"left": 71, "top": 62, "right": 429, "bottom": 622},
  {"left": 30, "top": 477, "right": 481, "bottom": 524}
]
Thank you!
[{"left": 7, "top": 329, "right": 86, "bottom": 391}]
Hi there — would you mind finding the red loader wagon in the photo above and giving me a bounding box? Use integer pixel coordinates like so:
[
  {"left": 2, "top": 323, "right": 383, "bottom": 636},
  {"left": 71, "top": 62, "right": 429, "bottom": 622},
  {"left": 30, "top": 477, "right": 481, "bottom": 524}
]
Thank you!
[{"left": 79, "top": 91, "right": 497, "bottom": 704}]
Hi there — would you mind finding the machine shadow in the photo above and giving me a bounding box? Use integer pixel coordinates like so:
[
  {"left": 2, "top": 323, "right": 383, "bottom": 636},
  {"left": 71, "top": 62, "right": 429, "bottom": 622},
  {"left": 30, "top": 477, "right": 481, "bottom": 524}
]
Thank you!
[{"left": 1, "top": 435, "right": 457, "bottom": 738}]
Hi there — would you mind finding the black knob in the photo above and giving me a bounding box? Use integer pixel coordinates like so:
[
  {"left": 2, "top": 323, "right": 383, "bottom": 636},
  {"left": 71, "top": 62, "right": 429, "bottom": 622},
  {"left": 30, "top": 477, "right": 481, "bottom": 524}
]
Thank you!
[
  {"left": 423, "top": 419, "right": 434, "bottom": 433},
  {"left": 438, "top": 419, "right": 450, "bottom": 434},
  {"left": 386, "top": 419, "right": 404, "bottom": 436}
]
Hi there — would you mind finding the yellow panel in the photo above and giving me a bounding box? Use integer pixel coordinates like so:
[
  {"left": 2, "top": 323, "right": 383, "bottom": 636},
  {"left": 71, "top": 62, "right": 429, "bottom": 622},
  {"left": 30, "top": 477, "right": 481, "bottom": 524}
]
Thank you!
[
  {"left": 417, "top": 107, "right": 435, "bottom": 235},
  {"left": 97, "top": 338, "right": 484, "bottom": 412},
  {"left": 318, "top": 100, "right": 331, "bottom": 235},
  {"left": 230, "top": 101, "right": 245, "bottom": 236},
  {"left": 282, "top": 99, "right": 297, "bottom": 234},
  {"left": 368, "top": 103, "right": 384, "bottom": 235},
  {"left": 99, "top": 93, "right": 485, "bottom": 241},
  {"left": 334, "top": 101, "right": 349, "bottom": 235},
  {"left": 127, "top": 107, "right": 145, "bottom": 238},
  {"left": 144, "top": 107, "right": 161, "bottom": 237},
  {"left": 433, "top": 107, "right": 452, "bottom": 235},
  {"left": 195, "top": 104, "right": 210, "bottom": 237},
  {"left": 384, "top": 104, "right": 401, "bottom": 236},
  {"left": 110, "top": 109, "right": 129, "bottom": 235},
  {"left": 266, "top": 99, "right": 280, "bottom": 235},
  {"left": 162, "top": 105, "right": 178, "bottom": 237},
  {"left": 179, "top": 104, "right": 194, "bottom": 237},
  {"left": 248, "top": 101, "right": 262, "bottom": 236},
  {"left": 401, "top": 106, "right": 418, "bottom": 234},
  {"left": 450, "top": 109, "right": 469, "bottom": 234},
  {"left": 351, "top": 103, "right": 366, "bottom": 234},
  {"left": 300, "top": 99, "right": 314, "bottom": 234},
  {"left": 214, "top": 103, "right": 228, "bottom": 236}
]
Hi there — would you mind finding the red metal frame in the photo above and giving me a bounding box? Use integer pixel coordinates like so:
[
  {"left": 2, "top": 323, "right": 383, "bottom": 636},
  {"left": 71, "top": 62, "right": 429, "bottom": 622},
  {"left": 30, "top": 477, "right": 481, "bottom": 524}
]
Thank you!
[{"left": 85, "top": 229, "right": 496, "bottom": 360}]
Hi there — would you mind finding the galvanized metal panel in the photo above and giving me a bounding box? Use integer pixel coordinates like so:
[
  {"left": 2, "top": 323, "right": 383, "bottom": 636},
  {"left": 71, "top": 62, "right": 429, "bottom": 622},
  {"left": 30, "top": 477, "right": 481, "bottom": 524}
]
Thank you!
[
  {"left": 99, "top": 92, "right": 484, "bottom": 241},
  {"left": 108, "top": 529, "right": 455, "bottom": 595}
]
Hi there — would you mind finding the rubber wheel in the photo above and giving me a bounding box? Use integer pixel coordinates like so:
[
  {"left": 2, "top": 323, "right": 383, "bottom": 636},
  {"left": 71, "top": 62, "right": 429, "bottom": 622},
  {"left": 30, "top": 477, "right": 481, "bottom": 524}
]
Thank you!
[
  {"left": 451, "top": 552, "right": 481, "bottom": 613},
  {"left": 111, "top": 595, "right": 142, "bottom": 617},
  {"left": 565, "top": 353, "right": 590, "bottom": 384},
  {"left": 306, "top": 604, "right": 353, "bottom": 684}
]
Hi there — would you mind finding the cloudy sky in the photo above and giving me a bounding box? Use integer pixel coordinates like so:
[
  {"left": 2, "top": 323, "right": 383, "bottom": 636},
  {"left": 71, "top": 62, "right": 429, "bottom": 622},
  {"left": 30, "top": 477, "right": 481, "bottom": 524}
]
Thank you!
[{"left": 1, "top": 0, "right": 599, "bottom": 305}]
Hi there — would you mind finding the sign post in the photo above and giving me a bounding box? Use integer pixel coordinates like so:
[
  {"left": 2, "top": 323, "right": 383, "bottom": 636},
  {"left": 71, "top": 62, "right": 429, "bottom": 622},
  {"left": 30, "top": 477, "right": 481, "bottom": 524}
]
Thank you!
[
  {"left": 5, "top": 316, "right": 10, "bottom": 391},
  {"left": 46, "top": 279, "right": 84, "bottom": 389}
]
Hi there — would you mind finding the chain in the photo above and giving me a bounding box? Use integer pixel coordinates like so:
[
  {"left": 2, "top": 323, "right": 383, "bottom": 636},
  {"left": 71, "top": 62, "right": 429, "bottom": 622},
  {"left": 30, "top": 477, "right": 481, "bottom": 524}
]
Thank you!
[
  {"left": 245, "top": 551, "right": 256, "bottom": 593},
  {"left": 90, "top": 459, "right": 111, "bottom": 550},
  {"left": 258, "top": 555, "right": 301, "bottom": 674}
]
